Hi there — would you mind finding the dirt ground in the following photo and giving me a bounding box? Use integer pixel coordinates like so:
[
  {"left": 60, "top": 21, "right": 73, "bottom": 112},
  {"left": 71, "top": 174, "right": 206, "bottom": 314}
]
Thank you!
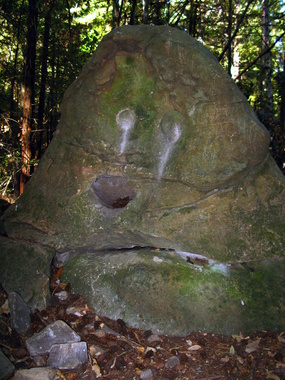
[{"left": 0, "top": 265, "right": 285, "bottom": 380}]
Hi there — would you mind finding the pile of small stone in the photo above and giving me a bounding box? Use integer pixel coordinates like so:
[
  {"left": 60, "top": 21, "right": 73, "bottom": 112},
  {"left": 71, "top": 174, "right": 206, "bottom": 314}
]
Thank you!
[{"left": 1, "top": 291, "right": 89, "bottom": 380}]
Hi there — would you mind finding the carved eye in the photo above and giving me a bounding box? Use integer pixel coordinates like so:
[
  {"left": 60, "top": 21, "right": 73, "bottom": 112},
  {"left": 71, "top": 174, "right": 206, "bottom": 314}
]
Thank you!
[
  {"left": 116, "top": 108, "right": 136, "bottom": 154},
  {"left": 160, "top": 111, "right": 184, "bottom": 144}
]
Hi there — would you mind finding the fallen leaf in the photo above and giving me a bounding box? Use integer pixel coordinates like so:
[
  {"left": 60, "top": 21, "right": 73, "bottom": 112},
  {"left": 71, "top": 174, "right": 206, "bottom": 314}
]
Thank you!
[
  {"left": 52, "top": 267, "right": 63, "bottom": 281},
  {"left": 92, "top": 359, "right": 101, "bottom": 378},
  {"left": 268, "top": 351, "right": 276, "bottom": 358},
  {"left": 138, "top": 346, "right": 145, "bottom": 353},
  {"left": 145, "top": 347, "right": 156, "bottom": 355},
  {"left": 188, "top": 345, "right": 201, "bottom": 351},
  {"left": 236, "top": 356, "right": 244, "bottom": 364},
  {"left": 221, "top": 356, "right": 230, "bottom": 363},
  {"left": 134, "top": 331, "right": 142, "bottom": 344},
  {"left": 277, "top": 332, "right": 285, "bottom": 344},
  {"left": 232, "top": 333, "right": 244, "bottom": 343},
  {"left": 267, "top": 372, "right": 280, "bottom": 380},
  {"left": 245, "top": 338, "right": 261, "bottom": 353}
]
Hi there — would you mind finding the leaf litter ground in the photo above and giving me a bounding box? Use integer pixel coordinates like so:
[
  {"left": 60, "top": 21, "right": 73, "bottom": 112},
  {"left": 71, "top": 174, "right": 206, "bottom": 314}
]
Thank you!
[{"left": 0, "top": 264, "right": 284, "bottom": 380}]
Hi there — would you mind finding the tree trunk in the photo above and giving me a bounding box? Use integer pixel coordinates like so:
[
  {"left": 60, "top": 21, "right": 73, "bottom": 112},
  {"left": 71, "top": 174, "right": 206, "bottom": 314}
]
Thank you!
[
  {"left": 20, "top": 0, "right": 38, "bottom": 194},
  {"left": 188, "top": 0, "right": 198, "bottom": 37},
  {"left": 36, "top": 1, "right": 53, "bottom": 160},
  {"left": 112, "top": 0, "right": 120, "bottom": 28},
  {"left": 227, "top": 0, "right": 232, "bottom": 76},
  {"left": 280, "top": 68, "right": 285, "bottom": 131},
  {"left": 47, "top": 30, "right": 58, "bottom": 145},
  {"left": 154, "top": 0, "right": 162, "bottom": 25},
  {"left": 260, "top": 0, "right": 273, "bottom": 126},
  {"left": 130, "top": 0, "right": 137, "bottom": 25},
  {"left": 10, "top": 0, "right": 25, "bottom": 122},
  {"left": 143, "top": 0, "right": 149, "bottom": 24}
]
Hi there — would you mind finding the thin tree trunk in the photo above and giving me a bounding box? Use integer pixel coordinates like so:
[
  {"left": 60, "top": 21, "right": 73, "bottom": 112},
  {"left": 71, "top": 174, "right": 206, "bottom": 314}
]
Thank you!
[
  {"left": 36, "top": 1, "right": 53, "bottom": 160},
  {"left": 130, "top": 0, "right": 137, "bottom": 25},
  {"left": 112, "top": 0, "right": 120, "bottom": 28},
  {"left": 280, "top": 65, "right": 285, "bottom": 131},
  {"left": 20, "top": 0, "right": 38, "bottom": 194},
  {"left": 227, "top": 0, "right": 232, "bottom": 76},
  {"left": 10, "top": 0, "right": 25, "bottom": 122},
  {"left": 188, "top": 0, "right": 198, "bottom": 37},
  {"left": 47, "top": 30, "right": 56, "bottom": 145},
  {"left": 47, "top": 32, "right": 58, "bottom": 145},
  {"left": 154, "top": 0, "right": 162, "bottom": 25},
  {"left": 66, "top": 0, "right": 72, "bottom": 38},
  {"left": 260, "top": 0, "right": 273, "bottom": 125},
  {"left": 143, "top": 0, "right": 149, "bottom": 24}
]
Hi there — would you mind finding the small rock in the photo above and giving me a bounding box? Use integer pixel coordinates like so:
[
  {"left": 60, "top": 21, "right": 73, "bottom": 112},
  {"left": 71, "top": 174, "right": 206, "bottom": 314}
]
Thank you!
[
  {"left": 89, "top": 344, "right": 106, "bottom": 357},
  {"left": 66, "top": 306, "right": 84, "bottom": 316},
  {"left": 0, "top": 299, "right": 9, "bottom": 314},
  {"left": 140, "top": 368, "right": 154, "bottom": 380},
  {"left": 166, "top": 355, "right": 181, "bottom": 368},
  {"left": 147, "top": 334, "right": 161, "bottom": 346},
  {"left": 8, "top": 292, "right": 31, "bottom": 335},
  {"left": 94, "top": 329, "right": 107, "bottom": 338},
  {"left": 187, "top": 344, "right": 201, "bottom": 351},
  {"left": 94, "top": 324, "right": 120, "bottom": 338},
  {"left": 100, "top": 324, "right": 120, "bottom": 336},
  {"left": 55, "top": 291, "right": 69, "bottom": 301},
  {"left": 0, "top": 348, "right": 15, "bottom": 380},
  {"left": 13, "top": 367, "right": 58, "bottom": 380},
  {"left": 26, "top": 320, "right": 81, "bottom": 356},
  {"left": 47, "top": 341, "right": 88, "bottom": 369}
]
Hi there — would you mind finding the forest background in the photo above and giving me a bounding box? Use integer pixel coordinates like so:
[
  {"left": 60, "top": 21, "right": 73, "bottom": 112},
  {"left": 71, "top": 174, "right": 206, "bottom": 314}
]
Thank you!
[{"left": 0, "top": 0, "right": 284, "bottom": 200}]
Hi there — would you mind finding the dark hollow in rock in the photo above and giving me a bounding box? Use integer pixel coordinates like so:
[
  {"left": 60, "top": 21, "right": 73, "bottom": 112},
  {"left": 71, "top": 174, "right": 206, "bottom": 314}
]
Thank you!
[{"left": 92, "top": 175, "right": 136, "bottom": 209}]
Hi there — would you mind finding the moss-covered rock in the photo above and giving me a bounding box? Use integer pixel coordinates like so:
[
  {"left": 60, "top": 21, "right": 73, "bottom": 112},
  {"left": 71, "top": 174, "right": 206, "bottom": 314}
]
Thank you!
[
  {"left": 61, "top": 248, "right": 285, "bottom": 335},
  {"left": 0, "top": 236, "right": 53, "bottom": 309},
  {"left": 3, "top": 26, "right": 283, "bottom": 258},
  {"left": 1, "top": 26, "right": 284, "bottom": 330}
]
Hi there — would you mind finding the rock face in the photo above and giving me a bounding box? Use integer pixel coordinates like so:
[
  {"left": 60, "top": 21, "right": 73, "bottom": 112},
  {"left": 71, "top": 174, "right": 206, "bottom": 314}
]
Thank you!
[
  {"left": 60, "top": 249, "right": 285, "bottom": 336},
  {"left": 1, "top": 25, "right": 284, "bottom": 334},
  {"left": 0, "top": 236, "right": 53, "bottom": 310}
]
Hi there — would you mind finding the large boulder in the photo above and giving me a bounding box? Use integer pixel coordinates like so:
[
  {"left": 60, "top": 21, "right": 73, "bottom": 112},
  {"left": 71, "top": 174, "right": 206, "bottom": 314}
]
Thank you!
[{"left": 1, "top": 25, "right": 284, "bottom": 333}]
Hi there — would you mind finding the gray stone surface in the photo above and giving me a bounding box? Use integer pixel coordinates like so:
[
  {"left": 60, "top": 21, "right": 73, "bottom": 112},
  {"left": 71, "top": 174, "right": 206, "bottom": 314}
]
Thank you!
[
  {"left": 47, "top": 342, "right": 88, "bottom": 369},
  {"left": 61, "top": 249, "right": 285, "bottom": 336},
  {"left": 13, "top": 367, "right": 58, "bottom": 380},
  {"left": 55, "top": 291, "right": 69, "bottom": 301},
  {"left": 0, "top": 348, "right": 15, "bottom": 380},
  {"left": 166, "top": 355, "right": 181, "bottom": 368},
  {"left": 26, "top": 320, "right": 81, "bottom": 356},
  {"left": 8, "top": 291, "right": 31, "bottom": 335},
  {"left": 140, "top": 368, "right": 154, "bottom": 380},
  {"left": 0, "top": 236, "right": 53, "bottom": 310}
]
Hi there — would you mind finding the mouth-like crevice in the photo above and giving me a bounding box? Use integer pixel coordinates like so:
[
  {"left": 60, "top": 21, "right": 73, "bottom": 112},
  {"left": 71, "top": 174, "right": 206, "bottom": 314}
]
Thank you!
[
  {"left": 92, "top": 175, "right": 136, "bottom": 209},
  {"left": 53, "top": 244, "right": 214, "bottom": 270}
]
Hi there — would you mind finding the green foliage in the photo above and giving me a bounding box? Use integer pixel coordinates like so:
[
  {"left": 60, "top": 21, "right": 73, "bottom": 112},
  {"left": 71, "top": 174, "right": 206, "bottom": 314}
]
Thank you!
[{"left": 0, "top": 121, "right": 21, "bottom": 199}]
